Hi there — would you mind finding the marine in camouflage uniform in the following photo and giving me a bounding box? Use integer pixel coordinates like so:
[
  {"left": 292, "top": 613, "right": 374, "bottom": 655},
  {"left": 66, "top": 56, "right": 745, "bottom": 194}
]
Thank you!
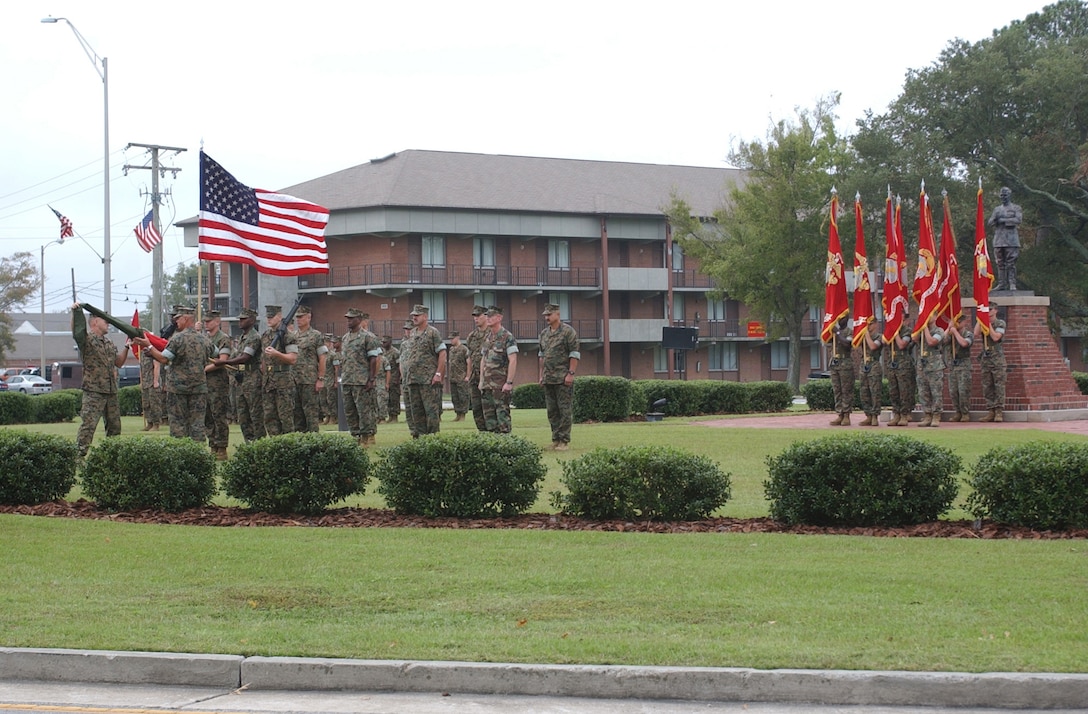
[
  {"left": 446, "top": 332, "right": 470, "bottom": 420},
  {"left": 142, "top": 306, "right": 210, "bottom": 441},
  {"left": 376, "top": 351, "right": 390, "bottom": 422},
  {"left": 215, "top": 308, "right": 264, "bottom": 442},
  {"left": 291, "top": 306, "right": 328, "bottom": 433},
  {"left": 465, "top": 305, "right": 489, "bottom": 431},
  {"left": 381, "top": 336, "right": 400, "bottom": 422},
  {"left": 479, "top": 305, "right": 518, "bottom": 434},
  {"left": 340, "top": 308, "right": 383, "bottom": 446},
  {"left": 915, "top": 313, "right": 946, "bottom": 427},
  {"left": 322, "top": 335, "right": 340, "bottom": 424},
  {"left": 399, "top": 321, "right": 416, "bottom": 435},
  {"left": 405, "top": 304, "right": 447, "bottom": 436},
  {"left": 885, "top": 323, "right": 917, "bottom": 426},
  {"left": 946, "top": 314, "right": 974, "bottom": 422},
  {"left": 139, "top": 342, "right": 162, "bottom": 431},
  {"left": 825, "top": 317, "right": 855, "bottom": 426},
  {"left": 202, "top": 311, "right": 233, "bottom": 459},
  {"left": 537, "top": 303, "right": 580, "bottom": 449},
  {"left": 71, "top": 303, "right": 130, "bottom": 456},
  {"left": 975, "top": 315, "right": 1008, "bottom": 422},
  {"left": 260, "top": 305, "right": 299, "bottom": 436},
  {"left": 857, "top": 320, "right": 884, "bottom": 426}
]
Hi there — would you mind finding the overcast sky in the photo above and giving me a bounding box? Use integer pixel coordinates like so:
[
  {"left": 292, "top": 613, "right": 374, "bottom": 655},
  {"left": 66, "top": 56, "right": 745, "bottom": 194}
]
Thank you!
[{"left": 0, "top": 0, "right": 1049, "bottom": 316}]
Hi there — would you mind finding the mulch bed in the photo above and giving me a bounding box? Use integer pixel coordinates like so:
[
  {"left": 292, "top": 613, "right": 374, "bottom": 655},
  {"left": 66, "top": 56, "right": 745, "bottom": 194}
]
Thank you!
[{"left": 3, "top": 500, "right": 1086, "bottom": 539}]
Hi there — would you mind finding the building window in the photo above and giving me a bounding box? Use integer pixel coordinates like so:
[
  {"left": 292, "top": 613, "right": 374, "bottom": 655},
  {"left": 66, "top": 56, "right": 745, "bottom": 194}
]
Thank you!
[
  {"left": 708, "top": 342, "right": 738, "bottom": 371},
  {"left": 653, "top": 346, "right": 668, "bottom": 373},
  {"left": 668, "top": 293, "right": 685, "bottom": 322},
  {"left": 548, "top": 239, "right": 570, "bottom": 269},
  {"left": 423, "top": 291, "right": 446, "bottom": 321},
  {"left": 476, "top": 291, "right": 496, "bottom": 310},
  {"left": 670, "top": 243, "right": 684, "bottom": 271},
  {"left": 707, "top": 298, "right": 726, "bottom": 321},
  {"left": 548, "top": 292, "right": 571, "bottom": 320},
  {"left": 422, "top": 235, "right": 445, "bottom": 267},
  {"left": 771, "top": 341, "right": 789, "bottom": 370},
  {"left": 810, "top": 343, "right": 821, "bottom": 370},
  {"left": 473, "top": 237, "right": 495, "bottom": 268}
]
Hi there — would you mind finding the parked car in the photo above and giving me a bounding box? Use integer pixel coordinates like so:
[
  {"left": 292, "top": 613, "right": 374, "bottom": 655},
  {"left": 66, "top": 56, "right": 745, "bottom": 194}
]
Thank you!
[
  {"left": 7, "top": 374, "right": 52, "bottom": 395},
  {"left": 118, "top": 365, "right": 141, "bottom": 389}
]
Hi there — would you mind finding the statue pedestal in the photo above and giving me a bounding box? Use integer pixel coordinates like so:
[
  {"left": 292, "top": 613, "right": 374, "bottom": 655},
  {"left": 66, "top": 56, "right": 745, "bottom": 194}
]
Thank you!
[{"left": 963, "top": 295, "right": 1088, "bottom": 412}]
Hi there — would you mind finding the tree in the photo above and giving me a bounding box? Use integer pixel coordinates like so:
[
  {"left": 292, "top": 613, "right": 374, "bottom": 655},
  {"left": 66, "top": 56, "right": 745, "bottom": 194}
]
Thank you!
[
  {"left": 852, "top": 0, "right": 1088, "bottom": 316},
  {"left": 666, "top": 95, "right": 851, "bottom": 391},
  {"left": 142, "top": 262, "right": 200, "bottom": 327},
  {"left": 0, "top": 252, "right": 42, "bottom": 363}
]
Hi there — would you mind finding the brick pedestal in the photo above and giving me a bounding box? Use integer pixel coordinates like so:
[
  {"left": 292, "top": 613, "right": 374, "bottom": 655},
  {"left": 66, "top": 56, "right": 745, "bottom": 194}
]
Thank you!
[{"left": 962, "top": 295, "right": 1088, "bottom": 412}]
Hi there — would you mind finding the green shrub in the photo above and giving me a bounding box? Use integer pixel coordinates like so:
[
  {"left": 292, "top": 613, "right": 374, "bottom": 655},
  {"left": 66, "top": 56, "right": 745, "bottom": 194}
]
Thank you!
[
  {"left": 28, "top": 391, "right": 79, "bottom": 423},
  {"left": 80, "top": 437, "right": 217, "bottom": 512},
  {"left": 55, "top": 389, "right": 83, "bottom": 414},
  {"left": 221, "top": 432, "right": 369, "bottom": 515},
  {"left": 376, "top": 433, "right": 545, "bottom": 517},
  {"left": 118, "top": 386, "right": 143, "bottom": 416},
  {"left": 551, "top": 445, "right": 732, "bottom": 521},
  {"left": 764, "top": 433, "right": 960, "bottom": 527},
  {"left": 573, "top": 376, "right": 642, "bottom": 422},
  {"left": 636, "top": 380, "right": 705, "bottom": 416},
  {"left": 511, "top": 382, "right": 545, "bottom": 409},
  {"left": 967, "top": 442, "right": 1088, "bottom": 530},
  {"left": 701, "top": 381, "right": 749, "bottom": 414},
  {"left": 0, "top": 392, "right": 33, "bottom": 425},
  {"left": 745, "top": 381, "right": 794, "bottom": 412},
  {"left": 0, "top": 430, "right": 78, "bottom": 504},
  {"left": 1073, "top": 371, "right": 1088, "bottom": 396},
  {"left": 801, "top": 378, "right": 834, "bottom": 411}
]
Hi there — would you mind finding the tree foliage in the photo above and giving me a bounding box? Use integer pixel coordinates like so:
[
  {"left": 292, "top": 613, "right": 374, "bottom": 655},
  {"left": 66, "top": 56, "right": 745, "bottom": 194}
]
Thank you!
[
  {"left": 665, "top": 94, "right": 851, "bottom": 390},
  {"left": 852, "top": 0, "right": 1088, "bottom": 316},
  {"left": 141, "top": 261, "right": 199, "bottom": 326},
  {"left": 0, "top": 252, "right": 42, "bottom": 363}
]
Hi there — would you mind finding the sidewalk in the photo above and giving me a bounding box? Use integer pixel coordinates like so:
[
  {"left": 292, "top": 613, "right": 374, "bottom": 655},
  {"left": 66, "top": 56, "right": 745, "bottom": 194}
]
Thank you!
[
  {"left": 2, "top": 648, "right": 1087, "bottom": 711},
  {"left": 696, "top": 409, "right": 1088, "bottom": 435}
]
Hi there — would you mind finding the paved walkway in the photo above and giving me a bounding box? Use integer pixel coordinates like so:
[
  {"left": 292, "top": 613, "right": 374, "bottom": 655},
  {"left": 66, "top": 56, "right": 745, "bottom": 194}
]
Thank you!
[{"left": 697, "top": 410, "right": 1088, "bottom": 436}]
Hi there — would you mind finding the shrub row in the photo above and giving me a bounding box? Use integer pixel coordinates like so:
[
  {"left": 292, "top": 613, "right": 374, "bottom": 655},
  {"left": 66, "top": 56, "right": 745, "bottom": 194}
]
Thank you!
[
  {"left": 801, "top": 378, "right": 899, "bottom": 412},
  {"left": 0, "top": 391, "right": 79, "bottom": 425},
  {"left": 1, "top": 430, "right": 1084, "bottom": 531}
]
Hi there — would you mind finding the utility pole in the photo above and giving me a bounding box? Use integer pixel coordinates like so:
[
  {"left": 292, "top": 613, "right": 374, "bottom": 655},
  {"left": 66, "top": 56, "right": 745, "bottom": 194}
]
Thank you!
[{"left": 124, "top": 142, "right": 186, "bottom": 333}]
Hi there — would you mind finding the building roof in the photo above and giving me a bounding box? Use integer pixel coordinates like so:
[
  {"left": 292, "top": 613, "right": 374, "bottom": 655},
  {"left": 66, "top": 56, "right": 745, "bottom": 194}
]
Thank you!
[{"left": 258, "top": 150, "right": 742, "bottom": 219}]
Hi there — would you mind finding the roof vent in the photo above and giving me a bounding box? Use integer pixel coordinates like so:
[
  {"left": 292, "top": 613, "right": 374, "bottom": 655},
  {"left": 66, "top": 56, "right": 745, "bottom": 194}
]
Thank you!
[{"left": 371, "top": 152, "right": 396, "bottom": 164}]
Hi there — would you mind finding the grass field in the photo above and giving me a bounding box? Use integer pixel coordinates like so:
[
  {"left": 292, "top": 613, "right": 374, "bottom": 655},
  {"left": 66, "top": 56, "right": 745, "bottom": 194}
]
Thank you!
[{"left": 2, "top": 410, "right": 1086, "bottom": 672}]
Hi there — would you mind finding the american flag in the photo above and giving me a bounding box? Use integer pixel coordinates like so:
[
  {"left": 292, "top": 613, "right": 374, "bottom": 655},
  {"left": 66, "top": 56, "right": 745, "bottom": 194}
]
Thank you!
[
  {"left": 133, "top": 210, "right": 163, "bottom": 253},
  {"left": 49, "top": 206, "right": 73, "bottom": 242},
  {"left": 197, "top": 152, "right": 330, "bottom": 276}
]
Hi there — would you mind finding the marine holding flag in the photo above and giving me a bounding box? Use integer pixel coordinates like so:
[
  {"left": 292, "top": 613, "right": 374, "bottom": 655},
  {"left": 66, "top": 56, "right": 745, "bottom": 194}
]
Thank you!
[{"left": 821, "top": 190, "right": 855, "bottom": 427}]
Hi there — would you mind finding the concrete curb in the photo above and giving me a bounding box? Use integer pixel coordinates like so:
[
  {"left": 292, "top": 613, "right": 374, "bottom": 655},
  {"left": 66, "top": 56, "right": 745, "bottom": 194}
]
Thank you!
[{"left": 3, "top": 648, "right": 1088, "bottom": 709}]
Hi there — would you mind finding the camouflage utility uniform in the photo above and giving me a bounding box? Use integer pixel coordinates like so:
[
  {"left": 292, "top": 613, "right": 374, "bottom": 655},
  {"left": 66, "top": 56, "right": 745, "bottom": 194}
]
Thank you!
[
  {"left": 139, "top": 346, "right": 162, "bottom": 429},
  {"left": 948, "top": 326, "right": 973, "bottom": 421},
  {"left": 235, "top": 325, "right": 265, "bottom": 442},
  {"left": 447, "top": 341, "right": 470, "bottom": 419},
  {"left": 827, "top": 323, "right": 855, "bottom": 425},
  {"left": 405, "top": 323, "right": 446, "bottom": 436},
  {"left": 292, "top": 326, "right": 328, "bottom": 432},
  {"left": 72, "top": 307, "right": 123, "bottom": 456},
  {"left": 539, "top": 318, "right": 580, "bottom": 446},
  {"left": 858, "top": 336, "right": 883, "bottom": 424},
  {"left": 480, "top": 327, "right": 518, "bottom": 433},
  {"left": 204, "top": 327, "right": 233, "bottom": 455},
  {"left": 383, "top": 342, "right": 401, "bottom": 421},
  {"left": 163, "top": 327, "right": 212, "bottom": 441},
  {"left": 979, "top": 318, "right": 1008, "bottom": 421},
  {"left": 916, "top": 325, "right": 947, "bottom": 425},
  {"left": 886, "top": 325, "right": 916, "bottom": 426},
  {"left": 341, "top": 326, "right": 383, "bottom": 442},
  {"left": 466, "top": 321, "right": 488, "bottom": 431},
  {"left": 261, "top": 327, "right": 298, "bottom": 436}
]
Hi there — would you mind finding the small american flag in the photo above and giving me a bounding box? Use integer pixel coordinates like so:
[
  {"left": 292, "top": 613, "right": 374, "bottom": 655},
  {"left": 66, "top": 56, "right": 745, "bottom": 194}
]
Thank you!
[
  {"left": 134, "top": 210, "right": 163, "bottom": 253},
  {"left": 197, "top": 151, "right": 330, "bottom": 276},
  {"left": 49, "top": 206, "right": 73, "bottom": 242}
]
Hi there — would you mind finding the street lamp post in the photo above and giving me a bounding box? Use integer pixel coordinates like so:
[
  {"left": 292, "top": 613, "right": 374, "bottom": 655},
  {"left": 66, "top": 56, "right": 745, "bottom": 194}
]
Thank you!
[
  {"left": 41, "top": 16, "right": 111, "bottom": 314},
  {"left": 40, "top": 238, "right": 66, "bottom": 376}
]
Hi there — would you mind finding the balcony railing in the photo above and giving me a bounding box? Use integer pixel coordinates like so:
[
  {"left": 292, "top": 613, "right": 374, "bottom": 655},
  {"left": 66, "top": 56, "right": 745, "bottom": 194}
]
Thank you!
[
  {"left": 313, "top": 318, "right": 604, "bottom": 344},
  {"left": 672, "top": 269, "right": 716, "bottom": 289},
  {"left": 300, "top": 263, "right": 603, "bottom": 290}
]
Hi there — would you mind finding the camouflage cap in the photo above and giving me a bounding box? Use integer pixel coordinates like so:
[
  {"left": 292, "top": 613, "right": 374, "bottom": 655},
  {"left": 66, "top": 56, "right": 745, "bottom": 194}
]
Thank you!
[
  {"left": 486, "top": 305, "right": 503, "bottom": 316},
  {"left": 323, "top": 333, "right": 335, "bottom": 340},
  {"left": 381, "top": 335, "right": 392, "bottom": 341},
  {"left": 295, "top": 305, "right": 312, "bottom": 315},
  {"left": 171, "top": 305, "right": 195, "bottom": 316},
  {"left": 402, "top": 320, "right": 413, "bottom": 330},
  {"left": 448, "top": 331, "right": 460, "bottom": 338},
  {"left": 345, "top": 307, "right": 365, "bottom": 318},
  {"left": 202, "top": 310, "right": 221, "bottom": 320},
  {"left": 265, "top": 305, "right": 282, "bottom": 318},
  {"left": 237, "top": 307, "right": 258, "bottom": 319},
  {"left": 542, "top": 303, "right": 560, "bottom": 315},
  {"left": 471, "top": 305, "right": 487, "bottom": 316},
  {"left": 409, "top": 304, "right": 428, "bottom": 315}
]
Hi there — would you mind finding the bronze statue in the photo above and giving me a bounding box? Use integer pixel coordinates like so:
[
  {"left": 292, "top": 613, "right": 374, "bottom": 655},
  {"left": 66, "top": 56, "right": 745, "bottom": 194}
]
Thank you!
[{"left": 987, "top": 186, "right": 1022, "bottom": 291}]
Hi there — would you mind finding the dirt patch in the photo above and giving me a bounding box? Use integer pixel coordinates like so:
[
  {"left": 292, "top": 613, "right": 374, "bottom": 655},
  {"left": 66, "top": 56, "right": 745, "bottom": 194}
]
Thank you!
[{"left": 2, "top": 500, "right": 1085, "bottom": 539}]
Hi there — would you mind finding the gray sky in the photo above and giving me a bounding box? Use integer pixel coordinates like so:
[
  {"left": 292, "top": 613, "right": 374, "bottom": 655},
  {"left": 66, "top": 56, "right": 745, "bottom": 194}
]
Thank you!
[{"left": 0, "top": 0, "right": 1049, "bottom": 316}]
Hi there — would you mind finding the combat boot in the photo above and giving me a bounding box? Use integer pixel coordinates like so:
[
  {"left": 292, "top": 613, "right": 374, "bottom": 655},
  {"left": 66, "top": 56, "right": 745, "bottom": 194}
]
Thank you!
[
  {"left": 994, "top": 408, "right": 1004, "bottom": 423},
  {"left": 948, "top": 412, "right": 961, "bottom": 422},
  {"left": 979, "top": 409, "right": 996, "bottom": 423},
  {"left": 454, "top": 413, "right": 465, "bottom": 422},
  {"left": 960, "top": 411, "right": 971, "bottom": 423},
  {"left": 829, "top": 413, "right": 843, "bottom": 426},
  {"left": 216, "top": 447, "right": 228, "bottom": 461},
  {"left": 840, "top": 413, "right": 851, "bottom": 426},
  {"left": 554, "top": 442, "right": 570, "bottom": 452},
  {"left": 929, "top": 412, "right": 941, "bottom": 427},
  {"left": 918, "top": 413, "right": 932, "bottom": 427}
]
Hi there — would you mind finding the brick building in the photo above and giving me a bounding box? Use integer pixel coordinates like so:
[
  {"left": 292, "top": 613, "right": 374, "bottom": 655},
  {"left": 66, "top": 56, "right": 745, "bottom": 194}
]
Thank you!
[{"left": 179, "top": 151, "right": 830, "bottom": 384}]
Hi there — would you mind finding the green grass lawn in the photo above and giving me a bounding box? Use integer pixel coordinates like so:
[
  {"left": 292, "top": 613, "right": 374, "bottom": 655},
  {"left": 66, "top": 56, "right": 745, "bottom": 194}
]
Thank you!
[{"left": 2, "top": 410, "right": 1087, "bottom": 672}]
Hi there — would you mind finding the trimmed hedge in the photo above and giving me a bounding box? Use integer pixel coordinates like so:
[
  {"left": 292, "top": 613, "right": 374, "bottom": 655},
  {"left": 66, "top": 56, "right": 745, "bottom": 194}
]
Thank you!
[
  {"left": 222, "top": 432, "right": 370, "bottom": 514},
  {"left": 1073, "top": 371, "right": 1088, "bottom": 396},
  {"left": 0, "top": 429, "right": 78, "bottom": 504},
  {"left": 551, "top": 445, "right": 731, "bottom": 521},
  {"left": 29, "top": 391, "right": 79, "bottom": 423},
  {"left": 0, "top": 392, "right": 33, "bottom": 425},
  {"left": 764, "top": 432, "right": 961, "bottom": 526},
  {"left": 376, "top": 432, "right": 545, "bottom": 517},
  {"left": 511, "top": 382, "right": 545, "bottom": 409},
  {"left": 80, "top": 436, "right": 217, "bottom": 512},
  {"left": 573, "top": 377, "right": 643, "bottom": 422},
  {"left": 119, "top": 385, "right": 142, "bottom": 416},
  {"left": 967, "top": 442, "right": 1088, "bottom": 530}
]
